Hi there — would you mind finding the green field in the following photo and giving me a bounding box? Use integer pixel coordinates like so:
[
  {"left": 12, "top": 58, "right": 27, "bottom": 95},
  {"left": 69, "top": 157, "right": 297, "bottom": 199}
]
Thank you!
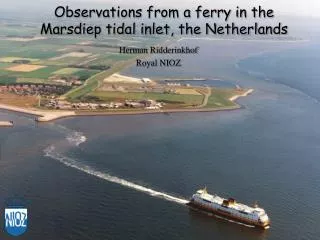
[
  {"left": 0, "top": 65, "right": 60, "bottom": 83},
  {"left": 53, "top": 68, "right": 81, "bottom": 75},
  {"left": 0, "top": 41, "right": 58, "bottom": 59},
  {"left": 64, "top": 71, "right": 111, "bottom": 101},
  {"left": 89, "top": 91, "right": 204, "bottom": 106},
  {"left": 0, "top": 62, "right": 14, "bottom": 69},
  {"left": 52, "top": 68, "right": 100, "bottom": 81},
  {"left": 84, "top": 54, "right": 136, "bottom": 68},
  {"left": 74, "top": 69, "right": 100, "bottom": 81},
  {"left": 0, "top": 64, "right": 100, "bottom": 84},
  {"left": 205, "top": 88, "right": 239, "bottom": 108},
  {"left": 39, "top": 57, "right": 88, "bottom": 66},
  {"left": 16, "top": 78, "right": 49, "bottom": 84},
  {"left": 0, "top": 75, "right": 17, "bottom": 84},
  {"left": 0, "top": 26, "right": 165, "bottom": 99},
  {"left": 11, "top": 66, "right": 61, "bottom": 78}
]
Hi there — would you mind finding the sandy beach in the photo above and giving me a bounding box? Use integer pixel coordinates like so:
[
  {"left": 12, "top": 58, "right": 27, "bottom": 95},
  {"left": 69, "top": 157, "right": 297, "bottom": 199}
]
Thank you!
[{"left": 229, "top": 89, "right": 254, "bottom": 101}]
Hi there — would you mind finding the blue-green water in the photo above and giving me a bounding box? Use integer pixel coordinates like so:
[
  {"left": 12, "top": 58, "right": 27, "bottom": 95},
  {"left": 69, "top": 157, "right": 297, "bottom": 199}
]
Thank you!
[{"left": 1, "top": 40, "right": 320, "bottom": 240}]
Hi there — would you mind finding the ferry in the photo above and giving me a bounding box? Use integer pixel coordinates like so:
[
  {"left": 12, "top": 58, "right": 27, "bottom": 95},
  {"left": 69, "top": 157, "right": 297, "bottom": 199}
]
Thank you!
[{"left": 187, "top": 187, "right": 270, "bottom": 229}]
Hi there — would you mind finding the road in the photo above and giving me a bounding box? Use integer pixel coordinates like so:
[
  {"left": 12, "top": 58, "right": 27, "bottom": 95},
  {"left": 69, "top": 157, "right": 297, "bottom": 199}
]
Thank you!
[{"left": 199, "top": 86, "right": 211, "bottom": 108}]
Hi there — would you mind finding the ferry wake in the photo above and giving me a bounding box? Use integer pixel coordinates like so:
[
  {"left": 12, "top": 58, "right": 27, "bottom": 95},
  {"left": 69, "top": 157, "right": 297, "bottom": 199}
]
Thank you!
[{"left": 187, "top": 187, "right": 270, "bottom": 229}]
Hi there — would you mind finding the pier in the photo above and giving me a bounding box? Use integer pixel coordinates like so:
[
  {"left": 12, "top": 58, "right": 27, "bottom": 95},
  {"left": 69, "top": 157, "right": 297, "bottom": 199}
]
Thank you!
[{"left": 0, "top": 121, "right": 13, "bottom": 127}]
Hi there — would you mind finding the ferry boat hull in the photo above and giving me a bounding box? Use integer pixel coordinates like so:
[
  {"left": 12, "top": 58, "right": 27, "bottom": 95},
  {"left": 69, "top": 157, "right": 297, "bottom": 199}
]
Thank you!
[
  {"left": 187, "top": 188, "right": 270, "bottom": 229},
  {"left": 187, "top": 201, "right": 270, "bottom": 229}
]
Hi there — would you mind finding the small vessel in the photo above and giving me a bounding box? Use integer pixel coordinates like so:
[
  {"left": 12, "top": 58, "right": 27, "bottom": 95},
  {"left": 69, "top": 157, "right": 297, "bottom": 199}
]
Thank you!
[{"left": 187, "top": 187, "right": 270, "bottom": 229}]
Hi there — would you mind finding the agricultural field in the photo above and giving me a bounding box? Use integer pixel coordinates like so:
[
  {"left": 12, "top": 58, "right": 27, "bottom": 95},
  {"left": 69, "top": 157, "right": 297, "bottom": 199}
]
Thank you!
[
  {"left": 0, "top": 64, "right": 100, "bottom": 84},
  {"left": 0, "top": 57, "right": 39, "bottom": 63},
  {"left": 0, "top": 92, "right": 38, "bottom": 108},
  {"left": 16, "top": 78, "right": 50, "bottom": 84},
  {"left": 0, "top": 25, "right": 248, "bottom": 112},
  {"left": 53, "top": 68, "right": 81, "bottom": 75},
  {"left": 5, "top": 66, "right": 61, "bottom": 79},
  {"left": 64, "top": 60, "right": 141, "bottom": 101},
  {"left": 175, "top": 88, "right": 202, "bottom": 95},
  {"left": 52, "top": 68, "right": 100, "bottom": 81},
  {"left": 7, "top": 64, "right": 46, "bottom": 72},
  {"left": 0, "top": 24, "right": 166, "bottom": 100},
  {"left": 0, "top": 62, "right": 14, "bottom": 69},
  {"left": 0, "top": 41, "right": 59, "bottom": 59}
]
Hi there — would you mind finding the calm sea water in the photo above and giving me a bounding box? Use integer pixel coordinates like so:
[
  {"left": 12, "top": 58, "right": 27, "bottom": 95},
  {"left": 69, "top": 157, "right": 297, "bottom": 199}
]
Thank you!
[{"left": 0, "top": 40, "right": 320, "bottom": 240}]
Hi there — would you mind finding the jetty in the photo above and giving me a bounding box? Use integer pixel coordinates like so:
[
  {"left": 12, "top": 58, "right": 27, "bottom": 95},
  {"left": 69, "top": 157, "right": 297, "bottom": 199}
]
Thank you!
[
  {"left": 0, "top": 104, "right": 75, "bottom": 122},
  {"left": 0, "top": 121, "right": 13, "bottom": 127}
]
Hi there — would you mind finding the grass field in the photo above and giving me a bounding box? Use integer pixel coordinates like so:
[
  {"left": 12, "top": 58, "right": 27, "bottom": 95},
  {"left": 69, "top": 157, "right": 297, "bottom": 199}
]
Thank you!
[
  {"left": 5, "top": 66, "right": 61, "bottom": 79},
  {"left": 52, "top": 68, "right": 99, "bottom": 81},
  {"left": 64, "top": 71, "right": 111, "bottom": 101},
  {"left": 7, "top": 64, "right": 46, "bottom": 72},
  {"left": 0, "top": 92, "right": 38, "bottom": 107},
  {"left": 64, "top": 60, "right": 138, "bottom": 101},
  {"left": 53, "top": 68, "right": 81, "bottom": 75},
  {"left": 41, "top": 57, "right": 90, "bottom": 66},
  {"left": 0, "top": 64, "right": 99, "bottom": 84},
  {"left": 0, "top": 41, "right": 59, "bottom": 59},
  {"left": 0, "top": 62, "right": 14, "bottom": 69},
  {"left": 0, "top": 76, "right": 17, "bottom": 84},
  {"left": 205, "top": 88, "right": 240, "bottom": 108},
  {"left": 175, "top": 88, "right": 202, "bottom": 95},
  {"left": 74, "top": 69, "right": 100, "bottom": 81},
  {"left": 87, "top": 53, "right": 137, "bottom": 67},
  {"left": 0, "top": 29, "right": 174, "bottom": 104},
  {"left": 90, "top": 91, "right": 204, "bottom": 106},
  {"left": 16, "top": 78, "right": 51, "bottom": 84}
]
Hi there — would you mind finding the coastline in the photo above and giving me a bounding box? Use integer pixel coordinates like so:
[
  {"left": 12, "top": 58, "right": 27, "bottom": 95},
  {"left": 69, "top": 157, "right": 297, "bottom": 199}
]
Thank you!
[
  {"left": 229, "top": 89, "right": 254, "bottom": 101},
  {"left": 0, "top": 104, "right": 76, "bottom": 122},
  {"left": 0, "top": 89, "right": 253, "bottom": 122}
]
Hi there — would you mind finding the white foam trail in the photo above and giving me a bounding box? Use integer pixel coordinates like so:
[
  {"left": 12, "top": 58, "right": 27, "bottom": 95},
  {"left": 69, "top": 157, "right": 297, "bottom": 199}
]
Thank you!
[
  {"left": 43, "top": 146, "right": 257, "bottom": 229},
  {"left": 44, "top": 146, "right": 188, "bottom": 205},
  {"left": 66, "top": 132, "right": 87, "bottom": 146}
]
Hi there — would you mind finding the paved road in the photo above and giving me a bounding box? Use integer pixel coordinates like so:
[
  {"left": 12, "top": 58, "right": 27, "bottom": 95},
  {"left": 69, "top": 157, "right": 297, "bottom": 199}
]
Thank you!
[{"left": 199, "top": 86, "right": 211, "bottom": 108}]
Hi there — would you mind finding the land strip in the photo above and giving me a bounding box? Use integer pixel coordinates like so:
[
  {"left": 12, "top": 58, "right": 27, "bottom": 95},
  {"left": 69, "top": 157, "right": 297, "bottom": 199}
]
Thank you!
[
  {"left": 0, "top": 89, "right": 253, "bottom": 122},
  {"left": 0, "top": 103, "right": 75, "bottom": 122}
]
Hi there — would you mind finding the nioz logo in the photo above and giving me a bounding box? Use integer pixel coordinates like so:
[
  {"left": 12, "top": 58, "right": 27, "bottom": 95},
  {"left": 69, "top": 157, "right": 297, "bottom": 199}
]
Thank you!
[{"left": 4, "top": 207, "right": 28, "bottom": 236}]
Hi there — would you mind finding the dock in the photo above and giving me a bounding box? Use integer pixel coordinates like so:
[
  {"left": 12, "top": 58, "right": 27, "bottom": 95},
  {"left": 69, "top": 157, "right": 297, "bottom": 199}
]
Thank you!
[{"left": 0, "top": 121, "right": 13, "bottom": 127}]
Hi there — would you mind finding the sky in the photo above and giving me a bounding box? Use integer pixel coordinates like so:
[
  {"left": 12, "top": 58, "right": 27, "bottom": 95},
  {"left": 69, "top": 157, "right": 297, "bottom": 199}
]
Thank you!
[{"left": 0, "top": 0, "right": 319, "bottom": 18}]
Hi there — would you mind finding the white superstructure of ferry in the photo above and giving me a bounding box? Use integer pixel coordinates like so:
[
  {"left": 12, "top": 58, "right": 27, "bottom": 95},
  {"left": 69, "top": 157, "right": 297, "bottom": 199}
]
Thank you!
[{"left": 187, "top": 188, "right": 270, "bottom": 229}]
